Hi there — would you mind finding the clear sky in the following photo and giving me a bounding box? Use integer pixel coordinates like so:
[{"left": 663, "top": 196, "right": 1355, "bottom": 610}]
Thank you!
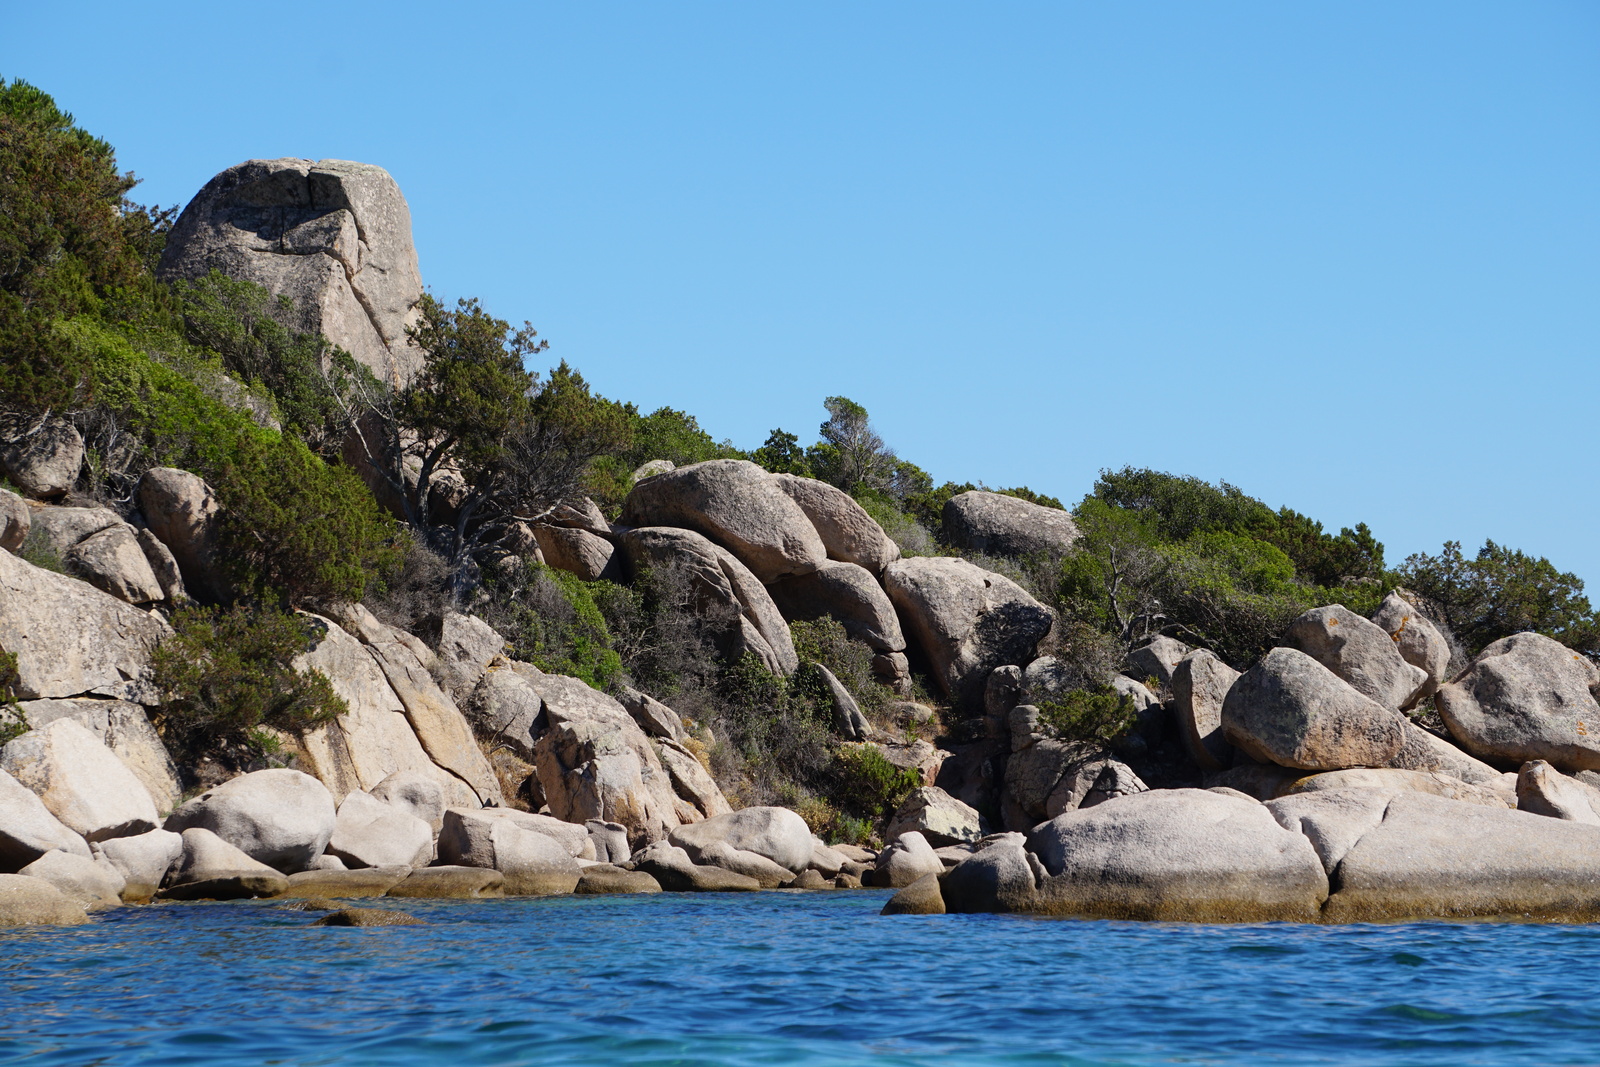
[{"left": 6, "top": 3, "right": 1598, "bottom": 586}]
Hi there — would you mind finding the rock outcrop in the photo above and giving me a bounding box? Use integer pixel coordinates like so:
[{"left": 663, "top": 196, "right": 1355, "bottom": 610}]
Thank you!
[
  {"left": 1169, "top": 650, "right": 1238, "bottom": 771},
  {"left": 1221, "top": 647, "right": 1407, "bottom": 771},
  {"left": 1436, "top": 632, "right": 1600, "bottom": 772},
  {"left": 0, "top": 872, "right": 90, "bottom": 926},
  {"left": 1370, "top": 592, "right": 1451, "bottom": 703},
  {"left": 0, "top": 767, "right": 91, "bottom": 870},
  {"left": 15, "top": 698, "right": 182, "bottom": 811},
  {"left": 622, "top": 460, "right": 827, "bottom": 583},
  {"left": 0, "top": 414, "right": 82, "bottom": 499},
  {"left": 770, "top": 473, "right": 899, "bottom": 574},
  {"left": 164, "top": 769, "right": 337, "bottom": 873},
  {"left": 0, "top": 487, "right": 28, "bottom": 552},
  {"left": 884, "top": 786, "right": 982, "bottom": 848},
  {"left": 942, "top": 491, "right": 1080, "bottom": 558},
  {"left": 1285, "top": 604, "right": 1428, "bottom": 710},
  {"left": 882, "top": 556, "right": 1054, "bottom": 709},
  {"left": 0, "top": 548, "right": 170, "bottom": 701},
  {"left": 668, "top": 806, "right": 814, "bottom": 874},
  {"left": 1026, "top": 789, "right": 1329, "bottom": 921},
  {"left": 1, "top": 718, "right": 158, "bottom": 842},
  {"left": 158, "top": 158, "right": 424, "bottom": 386},
  {"left": 620, "top": 527, "right": 798, "bottom": 675},
  {"left": 136, "top": 467, "right": 226, "bottom": 602}
]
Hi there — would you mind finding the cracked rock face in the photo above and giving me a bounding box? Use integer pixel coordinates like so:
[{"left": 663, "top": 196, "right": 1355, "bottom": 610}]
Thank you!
[{"left": 158, "top": 158, "right": 424, "bottom": 387}]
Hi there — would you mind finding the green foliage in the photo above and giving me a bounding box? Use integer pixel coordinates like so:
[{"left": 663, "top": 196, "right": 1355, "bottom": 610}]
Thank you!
[
  {"left": 151, "top": 604, "right": 347, "bottom": 761},
  {"left": 808, "top": 395, "right": 897, "bottom": 494},
  {"left": 213, "top": 432, "right": 401, "bottom": 606},
  {"left": 1399, "top": 541, "right": 1600, "bottom": 657},
  {"left": 15, "top": 523, "right": 65, "bottom": 573},
  {"left": 790, "top": 616, "right": 893, "bottom": 720},
  {"left": 174, "top": 270, "right": 375, "bottom": 447},
  {"left": 0, "top": 649, "right": 25, "bottom": 746},
  {"left": 750, "top": 428, "right": 812, "bottom": 476},
  {"left": 1035, "top": 685, "right": 1139, "bottom": 745},
  {"left": 483, "top": 561, "right": 624, "bottom": 689},
  {"left": 831, "top": 744, "right": 922, "bottom": 818}
]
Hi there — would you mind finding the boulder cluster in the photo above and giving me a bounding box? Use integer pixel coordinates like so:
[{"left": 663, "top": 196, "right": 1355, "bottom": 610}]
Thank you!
[{"left": 884, "top": 591, "right": 1600, "bottom": 922}]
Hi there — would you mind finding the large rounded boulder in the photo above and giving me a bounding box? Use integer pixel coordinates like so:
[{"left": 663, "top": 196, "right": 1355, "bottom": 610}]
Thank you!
[
  {"left": 1027, "top": 789, "right": 1329, "bottom": 921},
  {"left": 164, "top": 769, "right": 336, "bottom": 873},
  {"left": 667, "top": 806, "right": 814, "bottom": 874},
  {"left": 942, "top": 491, "right": 1080, "bottom": 558},
  {"left": 1436, "top": 632, "right": 1600, "bottom": 772},
  {"left": 1285, "top": 604, "right": 1429, "bottom": 710},
  {"left": 1221, "top": 647, "right": 1407, "bottom": 771},
  {"left": 882, "top": 556, "right": 1054, "bottom": 710},
  {"left": 621, "top": 460, "right": 827, "bottom": 583},
  {"left": 770, "top": 473, "right": 900, "bottom": 575},
  {"left": 1370, "top": 592, "right": 1452, "bottom": 702}
]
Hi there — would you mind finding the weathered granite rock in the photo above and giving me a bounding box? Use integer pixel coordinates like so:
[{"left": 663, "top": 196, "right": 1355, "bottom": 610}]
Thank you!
[
  {"left": 162, "top": 827, "right": 291, "bottom": 900},
  {"left": 0, "top": 767, "right": 90, "bottom": 871},
  {"left": 0, "top": 873, "right": 90, "bottom": 926},
  {"left": 165, "top": 769, "right": 337, "bottom": 873},
  {"left": 27, "top": 505, "right": 120, "bottom": 556},
  {"left": 326, "top": 791, "right": 433, "bottom": 869},
  {"left": 534, "top": 715, "right": 680, "bottom": 846},
  {"left": 136, "top": 467, "right": 226, "bottom": 602},
  {"left": 656, "top": 740, "right": 732, "bottom": 819},
  {"left": 943, "top": 491, "right": 1080, "bottom": 558},
  {"left": 534, "top": 524, "right": 616, "bottom": 582},
  {"left": 94, "top": 828, "right": 183, "bottom": 903},
  {"left": 1389, "top": 720, "right": 1502, "bottom": 784},
  {"left": 436, "top": 809, "right": 580, "bottom": 896},
  {"left": 1125, "top": 636, "right": 1190, "bottom": 688},
  {"left": 19, "top": 849, "right": 124, "bottom": 910},
  {"left": 369, "top": 770, "right": 446, "bottom": 832},
  {"left": 632, "top": 459, "right": 675, "bottom": 481},
  {"left": 0, "top": 548, "right": 170, "bottom": 701},
  {"left": 814, "top": 662, "right": 872, "bottom": 740},
  {"left": 882, "top": 556, "right": 1054, "bottom": 709},
  {"left": 622, "top": 460, "right": 827, "bottom": 582},
  {"left": 885, "top": 786, "right": 982, "bottom": 848},
  {"left": 15, "top": 698, "right": 182, "bottom": 811},
  {"left": 620, "top": 527, "right": 798, "bottom": 676},
  {"left": 771, "top": 473, "right": 900, "bottom": 575},
  {"left": 1027, "top": 789, "right": 1329, "bottom": 921},
  {"left": 881, "top": 872, "right": 947, "bottom": 915},
  {"left": 767, "top": 560, "right": 905, "bottom": 653},
  {"left": 0, "top": 415, "right": 82, "bottom": 499},
  {"left": 64, "top": 524, "right": 165, "bottom": 604},
  {"left": 158, "top": 158, "right": 424, "bottom": 386},
  {"left": 468, "top": 662, "right": 542, "bottom": 760},
  {"left": 629, "top": 841, "right": 761, "bottom": 892},
  {"left": 1325, "top": 791, "right": 1600, "bottom": 921},
  {"left": 433, "top": 613, "right": 506, "bottom": 705},
  {"left": 0, "top": 487, "right": 28, "bottom": 552},
  {"left": 586, "top": 820, "right": 632, "bottom": 865},
  {"left": 136, "top": 529, "right": 186, "bottom": 602},
  {"left": 669, "top": 806, "right": 814, "bottom": 874},
  {"left": 617, "top": 687, "right": 684, "bottom": 741},
  {"left": 986, "top": 665, "right": 1024, "bottom": 718},
  {"left": 464, "top": 808, "right": 595, "bottom": 859},
  {"left": 313, "top": 906, "right": 426, "bottom": 926},
  {"left": 1436, "top": 632, "right": 1600, "bottom": 772},
  {"left": 1516, "top": 760, "right": 1600, "bottom": 824},
  {"left": 1, "top": 718, "right": 158, "bottom": 842},
  {"left": 292, "top": 615, "right": 475, "bottom": 808},
  {"left": 1371, "top": 592, "right": 1451, "bottom": 703},
  {"left": 386, "top": 865, "right": 506, "bottom": 899},
  {"left": 1286, "top": 605, "right": 1429, "bottom": 710},
  {"left": 575, "top": 865, "right": 662, "bottom": 894},
  {"left": 941, "top": 838, "right": 1040, "bottom": 913},
  {"left": 874, "top": 831, "right": 945, "bottom": 888},
  {"left": 1170, "top": 650, "right": 1239, "bottom": 771},
  {"left": 1282, "top": 767, "right": 1513, "bottom": 809},
  {"left": 689, "top": 840, "right": 794, "bottom": 887},
  {"left": 1221, "top": 647, "right": 1407, "bottom": 771},
  {"left": 360, "top": 629, "right": 502, "bottom": 806},
  {"left": 1265, "top": 787, "right": 1393, "bottom": 875}
]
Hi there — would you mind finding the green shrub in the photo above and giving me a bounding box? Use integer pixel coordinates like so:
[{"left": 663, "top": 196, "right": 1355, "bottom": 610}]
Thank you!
[
  {"left": 481, "top": 561, "right": 624, "bottom": 689},
  {"left": 831, "top": 744, "right": 922, "bottom": 819},
  {"left": 1035, "top": 685, "right": 1138, "bottom": 745},
  {"left": 151, "top": 604, "right": 347, "bottom": 763},
  {"left": 0, "top": 649, "right": 25, "bottom": 746},
  {"left": 789, "top": 616, "right": 893, "bottom": 721}
]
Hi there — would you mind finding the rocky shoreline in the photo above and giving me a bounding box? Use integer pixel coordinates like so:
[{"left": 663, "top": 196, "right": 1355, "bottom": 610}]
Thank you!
[{"left": 4, "top": 152, "right": 1600, "bottom": 929}]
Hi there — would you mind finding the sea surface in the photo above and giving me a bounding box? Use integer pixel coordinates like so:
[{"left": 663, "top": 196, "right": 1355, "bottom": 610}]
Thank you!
[{"left": 2, "top": 890, "right": 1598, "bottom": 1066}]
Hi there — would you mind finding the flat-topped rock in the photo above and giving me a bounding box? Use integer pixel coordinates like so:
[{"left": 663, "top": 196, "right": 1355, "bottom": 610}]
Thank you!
[{"left": 943, "top": 491, "right": 1080, "bottom": 558}]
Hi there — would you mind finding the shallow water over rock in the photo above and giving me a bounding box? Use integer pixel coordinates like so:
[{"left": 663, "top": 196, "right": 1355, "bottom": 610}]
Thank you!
[{"left": 3, "top": 891, "right": 1599, "bottom": 1065}]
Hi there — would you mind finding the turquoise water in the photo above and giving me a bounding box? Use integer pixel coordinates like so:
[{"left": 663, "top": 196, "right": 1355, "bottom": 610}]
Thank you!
[{"left": 2, "top": 891, "right": 1598, "bottom": 1066}]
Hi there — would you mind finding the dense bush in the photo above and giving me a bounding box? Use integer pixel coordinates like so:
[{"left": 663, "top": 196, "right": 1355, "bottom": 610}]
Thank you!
[
  {"left": 151, "top": 604, "right": 347, "bottom": 763},
  {"left": 477, "top": 560, "right": 625, "bottom": 689},
  {"left": 1035, "top": 685, "right": 1138, "bottom": 745},
  {"left": 830, "top": 744, "right": 922, "bottom": 820}
]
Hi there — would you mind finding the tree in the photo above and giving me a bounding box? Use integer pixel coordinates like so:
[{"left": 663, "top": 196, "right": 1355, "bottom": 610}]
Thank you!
[
  {"left": 356, "top": 294, "right": 630, "bottom": 596},
  {"left": 809, "top": 396, "right": 897, "bottom": 493},
  {"left": 751, "top": 428, "right": 811, "bottom": 476},
  {"left": 1058, "top": 498, "right": 1170, "bottom": 646},
  {"left": 1399, "top": 540, "right": 1600, "bottom": 658}
]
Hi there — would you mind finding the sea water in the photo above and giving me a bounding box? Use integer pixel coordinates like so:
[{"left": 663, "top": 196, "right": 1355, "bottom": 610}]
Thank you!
[{"left": 2, "top": 890, "right": 1598, "bottom": 1066}]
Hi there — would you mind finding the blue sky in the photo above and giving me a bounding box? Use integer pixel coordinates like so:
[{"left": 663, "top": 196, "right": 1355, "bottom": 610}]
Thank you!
[{"left": 6, "top": 2, "right": 1598, "bottom": 586}]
